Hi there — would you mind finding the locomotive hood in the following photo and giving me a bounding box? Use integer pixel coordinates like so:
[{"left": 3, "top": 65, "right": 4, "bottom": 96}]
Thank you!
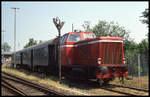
[{"left": 74, "top": 36, "right": 124, "bottom": 66}]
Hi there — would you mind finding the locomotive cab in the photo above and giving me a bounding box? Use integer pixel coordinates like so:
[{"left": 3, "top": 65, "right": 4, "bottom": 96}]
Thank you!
[{"left": 60, "top": 32, "right": 96, "bottom": 66}]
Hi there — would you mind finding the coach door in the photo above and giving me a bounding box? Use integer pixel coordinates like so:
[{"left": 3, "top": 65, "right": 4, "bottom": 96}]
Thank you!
[
  {"left": 31, "top": 50, "right": 33, "bottom": 71},
  {"left": 21, "top": 53, "right": 23, "bottom": 65},
  {"left": 48, "top": 45, "right": 55, "bottom": 65}
]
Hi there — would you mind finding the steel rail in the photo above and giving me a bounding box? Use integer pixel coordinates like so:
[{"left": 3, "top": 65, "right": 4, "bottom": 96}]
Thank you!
[
  {"left": 100, "top": 87, "right": 137, "bottom": 96},
  {"left": 2, "top": 79, "right": 28, "bottom": 96},
  {"left": 109, "top": 84, "right": 149, "bottom": 92},
  {"left": 59, "top": 73, "right": 144, "bottom": 96},
  {"left": 98, "top": 83, "right": 149, "bottom": 96},
  {"left": 2, "top": 72, "right": 65, "bottom": 96},
  {"left": 56, "top": 73, "right": 138, "bottom": 96}
]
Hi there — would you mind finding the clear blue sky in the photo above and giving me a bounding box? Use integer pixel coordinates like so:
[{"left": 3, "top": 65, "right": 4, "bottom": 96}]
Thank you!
[{"left": 2, "top": 1, "right": 148, "bottom": 51}]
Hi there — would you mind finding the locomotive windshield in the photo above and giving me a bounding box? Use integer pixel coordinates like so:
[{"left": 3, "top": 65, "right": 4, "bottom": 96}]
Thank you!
[{"left": 68, "top": 33, "right": 82, "bottom": 42}]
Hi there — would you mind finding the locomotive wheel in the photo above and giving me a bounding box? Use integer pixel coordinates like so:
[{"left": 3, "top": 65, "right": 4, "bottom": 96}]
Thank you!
[
  {"left": 97, "top": 79, "right": 104, "bottom": 86},
  {"left": 16, "top": 64, "right": 21, "bottom": 69}
]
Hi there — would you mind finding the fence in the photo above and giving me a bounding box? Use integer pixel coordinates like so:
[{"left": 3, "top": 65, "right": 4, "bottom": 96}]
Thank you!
[
  {"left": 125, "top": 51, "right": 149, "bottom": 89},
  {"left": 126, "top": 51, "right": 149, "bottom": 77}
]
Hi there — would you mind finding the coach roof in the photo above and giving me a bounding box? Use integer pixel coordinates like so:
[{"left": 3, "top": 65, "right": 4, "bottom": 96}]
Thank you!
[{"left": 12, "top": 38, "right": 55, "bottom": 54}]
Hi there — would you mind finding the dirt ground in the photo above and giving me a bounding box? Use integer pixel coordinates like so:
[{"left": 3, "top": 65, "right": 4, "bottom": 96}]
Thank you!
[{"left": 110, "top": 76, "right": 149, "bottom": 89}]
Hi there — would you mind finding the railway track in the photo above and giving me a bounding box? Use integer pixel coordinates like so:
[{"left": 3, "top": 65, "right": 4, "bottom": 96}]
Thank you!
[
  {"left": 98, "top": 83, "right": 149, "bottom": 96},
  {"left": 2, "top": 71, "right": 148, "bottom": 96},
  {"left": 109, "top": 84, "right": 149, "bottom": 92},
  {"left": 2, "top": 79, "right": 27, "bottom": 96},
  {"left": 65, "top": 78, "right": 149, "bottom": 96},
  {"left": 2, "top": 72, "right": 65, "bottom": 96}
]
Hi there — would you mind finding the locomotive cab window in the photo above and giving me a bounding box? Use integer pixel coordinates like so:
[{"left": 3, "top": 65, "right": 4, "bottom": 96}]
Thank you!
[
  {"left": 68, "top": 33, "right": 82, "bottom": 42},
  {"left": 61, "top": 34, "right": 67, "bottom": 43},
  {"left": 84, "top": 33, "right": 96, "bottom": 39}
]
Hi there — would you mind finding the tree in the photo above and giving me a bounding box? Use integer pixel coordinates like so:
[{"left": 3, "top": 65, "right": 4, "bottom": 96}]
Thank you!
[
  {"left": 82, "top": 20, "right": 131, "bottom": 52},
  {"left": 39, "top": 40, "right": 43, "bottom": 44},
  {"left": 24, "top": 38, "right": 37, "bottom": 48},
  {"left": 140, "top": 8, "right": 149, "bottom": 27},
  {"left": 82, "top": 20, "right": 130, "bottom": 39},
  {"left": 2, "top": 42, "right": 11, "bottom": 52},
  {"left": 138, "top": 39, "right": 149, "bottom": 53},
  {"left": 82, "top": 21, "right": 92, "bottom": 32},
  {"left": 140, "top": 8, "right": 149, "bottom": 40},
  {"left": 124, "top": 40, "right": 139, "bottom": 55}
]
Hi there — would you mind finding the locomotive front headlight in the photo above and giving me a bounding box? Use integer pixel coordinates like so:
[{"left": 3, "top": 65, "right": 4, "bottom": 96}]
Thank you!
[
  {"left": 123, "top": 58, "right": 126, "bottom": 64},
  {"left": 97, "top": 58, "right": 101, "bottom": 65},
  {"left": 123, "top": 61, "right": 126, "bottom": 64}
]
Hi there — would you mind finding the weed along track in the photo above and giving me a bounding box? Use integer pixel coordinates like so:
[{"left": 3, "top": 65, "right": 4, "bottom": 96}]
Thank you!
[{"left": 2, "top": 72, "right": 65, "bottom": 96}]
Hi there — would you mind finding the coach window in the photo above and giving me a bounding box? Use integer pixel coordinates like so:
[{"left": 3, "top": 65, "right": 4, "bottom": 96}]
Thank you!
[
  {"left": 68, "top": 33, "right": 82, "bottom": 42},
  {"left": 43, "top": 47, "right": 48, "bottom": 57}
]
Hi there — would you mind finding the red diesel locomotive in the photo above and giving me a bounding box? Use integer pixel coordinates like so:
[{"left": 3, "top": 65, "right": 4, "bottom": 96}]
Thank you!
[
  {"left": 12, "top": 31, "right": 128, "bottom": 85},
  {"left": 60, "top": 32, "right": 128, "bottom": 85}
]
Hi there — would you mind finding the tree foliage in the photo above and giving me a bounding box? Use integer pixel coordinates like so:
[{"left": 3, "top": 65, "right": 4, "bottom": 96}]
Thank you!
[
  {"left": 39, "top": 40, "right": 43, "bottom": 44},
  {"left": 82, "top": 21, "right": 92, "bottom": 32},
  {"left": 24, "top": 38, "right": 37, "bottom": 48},
  {"left": 82, "top": 20, "right": 131, "bottom": 52},
  {"left": 140, "top": 8, "right": 149, "bottom": 27},
  {"left": 124, "top": 39, "right": 149, "bottom": 56},
  {"left": 124, "top": 40, "right": 139, "bottom": 55},
  {"left": 138, "top": 39, "right": 149, "bottom": 53},
  {"left": 82, "top": 20, "right": 130, "bottom": 39},
  {"left": 2, "top": 42, "right": 11, "bottom": 52},
  {"left": 140, "top": 8, "right": 149, "bottom": 39}
]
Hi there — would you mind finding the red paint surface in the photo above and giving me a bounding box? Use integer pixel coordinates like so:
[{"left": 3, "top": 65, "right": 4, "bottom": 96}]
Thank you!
[{"left": 60, "top": 32, "right": 128, "bottom": 79}]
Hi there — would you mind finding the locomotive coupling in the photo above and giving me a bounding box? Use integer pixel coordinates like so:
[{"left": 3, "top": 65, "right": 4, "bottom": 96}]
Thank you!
[{"left": 124, "top": 66, "right": 128, "bottom": 71}]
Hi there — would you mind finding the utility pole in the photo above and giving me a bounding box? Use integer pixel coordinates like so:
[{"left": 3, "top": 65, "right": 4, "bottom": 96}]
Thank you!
[
  {"left": 53, "top": 17, "right": 65, "bottom": 83},
  {"left": 2, "top": 30, "right": 5, "bottom": 63},
  {"left": 11, "top": 7, "right": 20, "bottom": 68},
  {"left": 72, "top": 24, "right": 74, "bottom": 32}
]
